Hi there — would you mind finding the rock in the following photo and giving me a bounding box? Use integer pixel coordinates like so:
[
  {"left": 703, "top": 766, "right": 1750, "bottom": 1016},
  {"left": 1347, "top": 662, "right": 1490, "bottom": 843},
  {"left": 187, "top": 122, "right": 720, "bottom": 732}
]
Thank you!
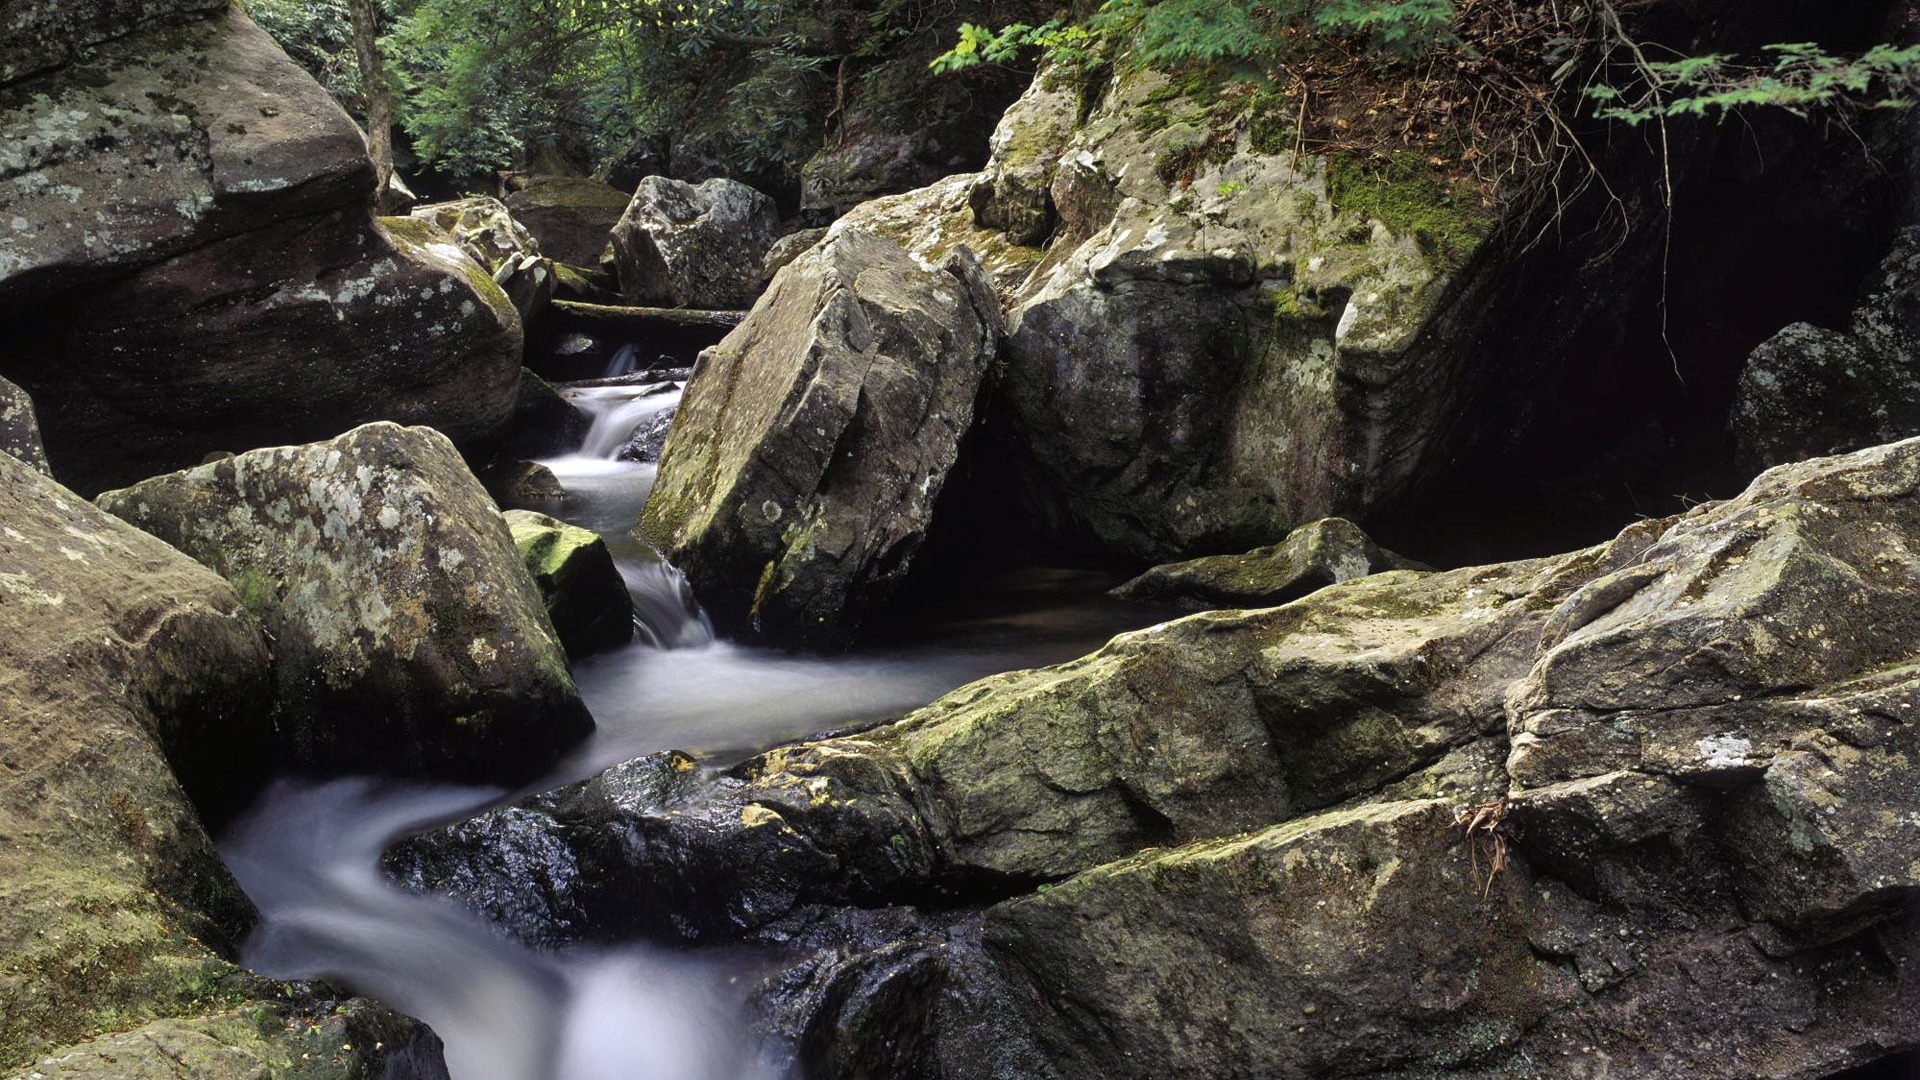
[
  {"left": 498, "top": 371, "right": 592, "bottom": 460},
  {"left": 638, "top": 227, "right": 1002, "bottom": 649},
  {"left": 485, "top": 459, "right": 567, "bottom": 507},
  {"left": 504, "top": 510, "right": 634, "bottom": 659},
  {"left": 833, "top": 173, "right": 1046, "bottom": 297},
  {"left": 0, "top": 375, "right": 47, "bottom": 473},
  {"left": 611, "top": 177, "right": 780, "bottom": 309},
  {"left": 615, "top": 405, "right": 677, "bottom": 464},
  {"left": 410, "top": 196, "right": 541, "bottom": 269},
  {"left": 14, "top": 213, "right": 523, "bottom": 495},
  {"left": 1732, "top": 225, "right": 1920, "bottom": 469},
  {"left": 0, "top": 0, "right": 224, "bottom": 87},
  {"left": 411, "top": 438, "right": 1920, "bottom": 1079},
  {"left": 503, "top": 177, "right": 631, "bottom": 267},
  {"left": 1112, "top": 516, "right": 1427, "bottom": 608},
  {"left": 966, "top": 65, "right": 1079, "bottom": 245},
  {"left": 0, "top": 6, "right": 373, "bottom": 308},
  {"left": 494, "top": 253, "right": 557, "bottom": 323},
  {"left": 0, "top": 450, "right": 439, "bottom": 1077},
  {"left": 97, "top": 422, "right": 592, "bottom": 781},
  {"left": 763, "top": 227, "right": 828, "bottom": 281}
]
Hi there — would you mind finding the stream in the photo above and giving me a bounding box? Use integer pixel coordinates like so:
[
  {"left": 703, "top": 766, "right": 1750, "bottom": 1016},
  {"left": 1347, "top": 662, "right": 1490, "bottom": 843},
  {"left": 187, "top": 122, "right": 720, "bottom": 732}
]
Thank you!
[{"left": 218, "top": 377, "right": 1178, "bottom": 1080}]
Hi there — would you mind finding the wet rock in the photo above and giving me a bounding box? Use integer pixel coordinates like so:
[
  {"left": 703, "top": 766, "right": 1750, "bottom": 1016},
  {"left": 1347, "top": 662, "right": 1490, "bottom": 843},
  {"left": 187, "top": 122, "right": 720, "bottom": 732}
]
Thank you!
[
  {"left": 639, "top": 227, "right": 1002, "bottom": 649},
  {"left": 17, "top": 211, "right": 523, "bottom": 496},
  {"left": 503, "top": 177, "right": 631, "bottom": 267},
  {"left": 0, "top": 375, "right": 47, "bottom": 474},
  {"left": 97, "top": 422, "right": 592, "bottom": 781},
  {"left": 504, "top": 510, "right": 634, "bottom": 659},
  {"left": 611, "top": 177, "right": 780, "bottom": 309},
  {"left": 410, "top": 196, "right": 541, "bottom": 269},
  {"left": 1732, "top": 225, "right": 1920, "bottom": 468},
  {"left": 615, "top": 406, "right": 677, "bottom": 464},
  {"left": 0, "top": 6, "right": 373, "bottom": 308},
  {"left": 484, "top": 459, "right": 567, "bottom": 508},
  {"left": 1113, "top": 516, "right": 1428, "bottom": 608}
]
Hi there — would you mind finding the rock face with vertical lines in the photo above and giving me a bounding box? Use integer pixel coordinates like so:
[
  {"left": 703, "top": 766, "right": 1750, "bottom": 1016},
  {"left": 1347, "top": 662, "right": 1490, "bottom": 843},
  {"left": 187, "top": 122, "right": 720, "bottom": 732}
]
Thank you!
[{"left": 639, "top": 226, "right": 1000, "bottom": 650}]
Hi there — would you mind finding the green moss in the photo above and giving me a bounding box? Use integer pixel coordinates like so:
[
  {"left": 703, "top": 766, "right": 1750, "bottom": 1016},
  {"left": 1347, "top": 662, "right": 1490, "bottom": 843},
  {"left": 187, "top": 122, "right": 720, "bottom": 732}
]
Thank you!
[
  {"left": 1324, "top": 153, "right": 1494, "bottom": 269},
  {"left": 513, "top": 177, "right": 630, "bottom": 212}
]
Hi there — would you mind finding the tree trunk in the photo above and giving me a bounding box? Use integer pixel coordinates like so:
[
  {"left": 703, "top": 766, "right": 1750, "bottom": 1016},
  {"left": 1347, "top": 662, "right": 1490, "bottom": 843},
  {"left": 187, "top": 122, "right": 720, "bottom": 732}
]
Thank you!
[{"left": 347, "top": 0, "right": 395, "bottom": 213}]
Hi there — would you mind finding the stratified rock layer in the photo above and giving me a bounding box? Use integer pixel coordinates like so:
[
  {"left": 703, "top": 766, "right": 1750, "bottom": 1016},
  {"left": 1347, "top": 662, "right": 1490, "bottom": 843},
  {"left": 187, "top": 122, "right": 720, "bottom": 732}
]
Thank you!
[
  {"left": 98, "top": 422, "right": 591, "bottom": 780},
  {"left": 640, "top": 227, "right": 1001, "bottom": 649}
]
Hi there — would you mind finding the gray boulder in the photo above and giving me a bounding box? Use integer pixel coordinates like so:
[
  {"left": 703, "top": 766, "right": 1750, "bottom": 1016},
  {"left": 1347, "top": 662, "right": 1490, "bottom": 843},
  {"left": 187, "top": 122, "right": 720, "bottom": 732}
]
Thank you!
[
  {"left": 1732, "top": 225, "right": 1920, "bottom": 468},
  {"left": 503, "top": 177, "right": 630, "bottom": 267},
  {"left": 0, "top": 449, "right": 441, "bottom": 1077},
  {"left": 1, "top": 0, "right": 223, "bottom": 86},
  {"left": 0, "top": 6, "right": 373, "bottom": 308},
  {"left": 19, "top": 213, "right": 523, "bottom": 495},
  {"left": 1113, "top": 516, "right": 1427, "bottom": 608},
  {"left": 97, "top": 422, "right": 592, "bottom": 781},
  {"left": 638, "top": 226, "right": 1001, "bottom": 649},
  {"left": 0, "top": 375, "right": 47, "bottom": 473},
  {"left": 411, "top": 196, "right": 541, "bottom": 269},
  {"left": 504, "top": 510, "right": 634, "bottom": 659},
  {"left": 762, "top": 227, "right": 828, "bottom": 281},
  {"left": 612, "top": 176, "right": 780, "bottom": 309}
]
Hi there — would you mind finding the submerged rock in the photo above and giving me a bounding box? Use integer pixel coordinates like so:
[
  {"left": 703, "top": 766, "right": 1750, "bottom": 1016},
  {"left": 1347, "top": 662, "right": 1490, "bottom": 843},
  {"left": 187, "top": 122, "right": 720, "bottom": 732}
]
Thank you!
[
  {"left": 504, "top": 510, "right": 634, "bottom": 659},
  {"left": 0, "top": 450, "right": 440, "bottom": 1077},
  {"left": 611, "top": 176, "right": 780, "bottom": 309},
  {"left": 639, "top": 227, "right": 1002, "bottom": 649},
  {"left": 97, "top": 422, "right": 592, "bottom": 781},
  {"left": 419, "top": 437, "right": 1920, "bottom": 1078},
  {"left": 22, "top": 212, "right": 523, "bottom": 495},
  {"left": 0, "top": 376, "right": 47, "bottom": 474},
  {"left": 1113, "top": 516, "right": 1427, "bottom": 608},
  {"left": 504, "top": 177, "right": 631, "bottom": 267},
  {"left": 1732, "top": 225, "right": 1920, "bottom": 468}
]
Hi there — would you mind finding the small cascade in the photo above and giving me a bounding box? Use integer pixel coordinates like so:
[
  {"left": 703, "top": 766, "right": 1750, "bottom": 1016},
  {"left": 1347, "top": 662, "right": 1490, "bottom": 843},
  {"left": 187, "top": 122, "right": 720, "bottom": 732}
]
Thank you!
[
  {"left": 624, "top": 557, "right": 714, "bottom": 649},
  {"left": 605, "top": 343, "right": 641, "bottom": 378},
  {"left": 556, "top": 385, "right": 684, "bottom": 463}
]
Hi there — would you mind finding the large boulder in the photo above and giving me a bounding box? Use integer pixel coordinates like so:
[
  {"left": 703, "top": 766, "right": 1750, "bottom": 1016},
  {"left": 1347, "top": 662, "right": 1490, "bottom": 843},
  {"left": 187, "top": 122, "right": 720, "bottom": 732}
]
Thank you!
[
  {"left": 15, "top": 212, "right": 523, "bottom": 495},
  {"left": 1732, "top": 225, "right": 1920, "bottom": 469},
  {"left": 503, "top": 177, "right": 631, "bottom": 267},
  {"left": 611, "top": 176, "right": 780, "bottom": 309},
  {"left": 0, "top": 6, "right": 373, "bottom": 309},
  {"left": 1112, "top": 516, "right": 1427, "bottom": 608},
  {"left": 97, "top": 422, "right": 592, "bottom": 781},
  {"left": 0, "top": 449, "right": 440, "bottom": 1076},
  {"left": 409, "top": 438, "right": 1920, "bottom": 1078},
  {"left": 504, "top": 510, "right": 634, "bottom": 659},
  {"left": 0, "top": 375, "right": 47, "bottom": 473},
  {"left": 0, "top": 0, "right": 224, "bottom": 86},
  {"left": 639, "top": 227, "right": 1002, "bottom": 649}
]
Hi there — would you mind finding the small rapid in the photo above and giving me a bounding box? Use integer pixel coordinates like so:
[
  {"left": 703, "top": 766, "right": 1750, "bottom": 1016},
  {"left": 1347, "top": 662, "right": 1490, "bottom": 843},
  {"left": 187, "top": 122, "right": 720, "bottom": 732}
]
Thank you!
[{"left": 220, "top": 358, "right": 1177, "bottom": 1080}]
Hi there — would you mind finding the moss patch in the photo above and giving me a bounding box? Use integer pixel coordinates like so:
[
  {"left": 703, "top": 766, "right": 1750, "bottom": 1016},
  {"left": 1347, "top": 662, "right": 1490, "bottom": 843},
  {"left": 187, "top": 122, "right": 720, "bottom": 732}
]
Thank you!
[{"left": 1325, "top": 153, "right": 1493, "bottom": 268}]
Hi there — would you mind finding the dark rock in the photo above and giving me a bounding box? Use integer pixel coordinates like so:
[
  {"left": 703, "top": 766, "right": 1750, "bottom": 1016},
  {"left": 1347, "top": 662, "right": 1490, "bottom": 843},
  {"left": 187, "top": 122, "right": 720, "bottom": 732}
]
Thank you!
[
  {"left": 485, "top": 459, "right": 568, "bottom": 507},
  {"left": 97, "top": 422, "right": 592, "bottom": 782},
  {"left": 504, "top": 510, "right": 634, "bottom": 659},
  {"left": 615, "top": 406, "right": 676, "bottom": 464},
  {"left": 0, "top": 6, "right": 374, "bottom": 309},
  {"left": 0, "top": 0, "right": 225, "bottom": 87},
  {"left": 1732, "top": 225, "right": 1920, "bottom": 469},
  {"left": 503, "top": 177, "right": 630, "bottom": 267},
  {"left": 494, "top": 253, "right": 557, "bottom": 323},
  {"left": 638, "top": 226, "right": 1002, "bottom": 649},
  {"left": 611, "top": 177, "right": 780, "bottom": 309},
  {"left": 0, "top": 375, "right": 48, "bottom": 474},
  {"left": 15, "top": 211, "right": 523, "bottom": 496},
  {"left": 1113, "top": 516, "right": 1428, "bottom": 608},
  {"left": 498, "top": 371, "right": 591, "bottom": 460}
]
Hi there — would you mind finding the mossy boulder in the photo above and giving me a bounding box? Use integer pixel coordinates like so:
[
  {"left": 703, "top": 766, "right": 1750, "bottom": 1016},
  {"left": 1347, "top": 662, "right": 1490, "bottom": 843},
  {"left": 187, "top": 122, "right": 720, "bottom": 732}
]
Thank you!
[
  {"left": 611, "top": 176, "right": 779, "bottom": 309},
  {"left": 0, "top": 6, "right": 373, "bottom": 309},
  {"left": 410, "top": 196, "right": 541, "bottom": 270},
  {"left": 1732, "top": 225, "right": 1920, "bottom": 469},
  {"left": 639, "top": 227, "right": 1002, "bottom": 649},
  {"left": 0, "top": 375, "right": 46, "bottom": 474},
  {"left": 504, "top": 510, "right": 634, "bottom": 659},
  {"left": 503, "top": 178, "right": 631, "bottom": 267},
  {"left": 97, "top": 422, "right": 592, "bottom": 781},
  {"left": 1113, "top": 516, "right": 1427, "bottom": 608}
]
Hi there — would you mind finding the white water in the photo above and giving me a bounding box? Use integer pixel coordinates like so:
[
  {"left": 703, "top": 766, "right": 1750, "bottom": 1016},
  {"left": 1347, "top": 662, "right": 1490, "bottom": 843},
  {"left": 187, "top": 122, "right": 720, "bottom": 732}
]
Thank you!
[{"left": 222, "top": 390, "right": 1176, "bottom": 1080}]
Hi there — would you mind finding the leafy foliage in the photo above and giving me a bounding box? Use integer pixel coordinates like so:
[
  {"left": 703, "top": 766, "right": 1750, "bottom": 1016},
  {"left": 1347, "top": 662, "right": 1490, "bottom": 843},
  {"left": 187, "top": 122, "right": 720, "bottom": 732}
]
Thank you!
[{"left": 1588, "top": 41, "right": 1920, "bottom": 123}]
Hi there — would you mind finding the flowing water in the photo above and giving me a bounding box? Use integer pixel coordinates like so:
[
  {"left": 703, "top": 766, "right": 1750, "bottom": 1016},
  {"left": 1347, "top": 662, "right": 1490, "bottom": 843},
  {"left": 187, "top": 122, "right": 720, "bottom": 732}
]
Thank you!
[{"left": 220, "top": 376, "right": 1177, "bottom": 1080}]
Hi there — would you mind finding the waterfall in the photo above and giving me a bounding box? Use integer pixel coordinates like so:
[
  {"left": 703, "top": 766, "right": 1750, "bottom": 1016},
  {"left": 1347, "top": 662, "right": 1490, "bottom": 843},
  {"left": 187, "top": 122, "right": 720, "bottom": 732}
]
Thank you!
[{"left": 558, "top": 384, "right": 682, "bottom": 462}]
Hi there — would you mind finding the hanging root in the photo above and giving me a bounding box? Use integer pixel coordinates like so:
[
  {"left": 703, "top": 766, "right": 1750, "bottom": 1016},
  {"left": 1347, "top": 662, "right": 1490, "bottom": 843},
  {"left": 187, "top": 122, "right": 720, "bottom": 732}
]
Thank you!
[{"left": 1454, "top": 798, "right": 1512, "bottom": 900}]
